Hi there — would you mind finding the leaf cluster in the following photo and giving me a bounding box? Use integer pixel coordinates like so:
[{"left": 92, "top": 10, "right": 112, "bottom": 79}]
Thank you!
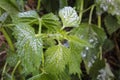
[{"left": 0, "top": 0, "right": 119, "bottom": 80}]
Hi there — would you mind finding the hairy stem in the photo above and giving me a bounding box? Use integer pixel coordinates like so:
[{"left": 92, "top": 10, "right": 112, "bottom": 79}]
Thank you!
[
  {"left": 98, "top": 15, "right": 102, "bottom": 60},
  {"left": 11, "top": 60, "right": 21, "bottom": 80},
  {"left": 79, "top": 0, "right": 84, "bottom": 24},
  {"left": 38, "top": 18, "right": 42, "bottom": 34},
  {"left": 1, "top": 62, "right": 7, "bottom": 80},
  {"left": 0, "top": 28, "right": 15, "bottom": 51},
  {"left": 38, "top": 18, "right": 45, "bottom": 72},
  {"left": 98, "top": 15, "right": 101, "bottom": 28},
  {"left": 37, "top": 0, "right": 41, "bottom": 11},
  {"left": 89, "top": 5, "right": 95, "bottom": 24}
]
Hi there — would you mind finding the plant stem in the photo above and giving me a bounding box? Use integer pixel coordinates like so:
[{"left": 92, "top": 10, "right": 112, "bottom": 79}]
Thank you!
[
  {"left": 79, "top": 0, "right": 84, "bottom": 24},
  {"left": 11, "top": 60, "right": 21, "bottom": 80},
  {"left": 37, "top": 0, "right": 41, "bottom": 11},
  {"left": 38, "top": 18, "right": 42, "bottom": 34},
  {"left": 41, "top": 52, "right": 45, "bottom": 72},
  {"left": 89, "top": 5, "right": 95, "bottom": 24},
  {"left": 38, "top": 18, "right": 45, "bottom": 72},
  {"left": 98, "top": 15, "right": 101, "bottom": 28},
  {"left": 61, "top": 25, "right": 65, "bottom": 30},
  {"left": 99, "top": 46, "right": 102, "bottom": 60},
  {"left": 97, "top": 15, "right": 102, "bottom": 60},
  {"left": 0, "top": 28, "right": 15, "bottom": 51},
  {"left": 1, "top": 62, "right": 7, "bottom": 80},
  {"left": 82, "top": 5, "right": 94, "bottom": 13}
]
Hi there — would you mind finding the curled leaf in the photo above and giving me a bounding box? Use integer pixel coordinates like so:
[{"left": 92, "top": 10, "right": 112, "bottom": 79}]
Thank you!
[{"left": 59, "top": 7, "right": 79, "bottom": 28}]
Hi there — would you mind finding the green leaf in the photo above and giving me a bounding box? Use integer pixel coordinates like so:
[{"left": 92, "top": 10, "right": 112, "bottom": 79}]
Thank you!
[
  {"left": 29, "top": 72, "right": 71, "bottom": 80},
  {"left": 89, "top": 59, "right": 105, "bottom": 80},
  {"left": 69, "top": 41, "right": 82, "bottom": 76},
  {"left": 59, "top": 7, "right": 79, "bottom": 27},
  {"left": 70, "top": 23, "right": 106, "bottom": 70},
  {"left": 70, "top": 23, "right": 106, "bottom": 44},
  {"left": 92, "top": 24, "right": 106, "bottom": 44},
  {"left": 42, "top": 13, "right": 59, "bottom": 21},
  {"left": 102, "top": 39, "right": 114, "bottom": 53},
  {"left": 58, "top": 71, "right": 71, "bottom": 80},
  {"left": 0, "top": 12, "right": 8, "bottom": 23},
  {"left": 70, "top": 23, "right": 91, "bottom": 40},
  {"left": 38, "top": 74, "right": 57, "bottom": 80},
  {"left": 17, "top": 10, "right": 39, "bottom": 24},
  {"left": 14, "top": 23, "right": 43, "bottom": 75},
  {"left": 42, "top": 37, "right": 56, "bottom": 48},
  {"left": 0, "top": 12, "right": 8, "bottom": 28},
  {"left": 18, "top": 10, "right": 39, "bottom": 18},
  {"left": 45, "top": 44, "right": 70, "bottom": 75},
  {"left": 9, "top": 0, "right": 19, "bottom": 9},
  {"left": 104, "top": 63, "right": 114, "bottom": 79},
  {"left": 28, "top": 73, "right": 57, "bottom": 80},
  {"left": 6, "top": 51, "right": 18, "bottom": 67},
  {"left": 0, "top": 0, "right": 18, "bottom": 19},
  {"left": 96, "top": 0, "right": 120, "bottom": 15},
  {"left": 16, "top": 0, "right": 24, "bottom": 11},
  {"left": 104, "top": 15, "right": 120, "bottom": 35},
  {"left": 41, "top": 13, "right": 60, "bottom": 31},
  {"left": 67, "top": 35, "right": 91, "bottom": 47}
]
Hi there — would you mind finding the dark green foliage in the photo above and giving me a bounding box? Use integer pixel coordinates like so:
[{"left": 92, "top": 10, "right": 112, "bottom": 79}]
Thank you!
[
  {"left": 41, "top": 0, "right": 59, "bottom": 13},
  {"left": 96, "top": 0, "right": 120, "bottom": 15},
  {"left": 89, "top": 59, "right": 105, "bottom": 80},
  {"left": 104, "top": 15, "right": 120, "bottom": 35},
  {"left": 0, "top": 0, "right": 120, "bottom": 80},
  {"left": 41, "top": 13, "right": 61, "bottom": 31},
  {"left": 0, "top": 0, "right": 18, "bottom": 19}
]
